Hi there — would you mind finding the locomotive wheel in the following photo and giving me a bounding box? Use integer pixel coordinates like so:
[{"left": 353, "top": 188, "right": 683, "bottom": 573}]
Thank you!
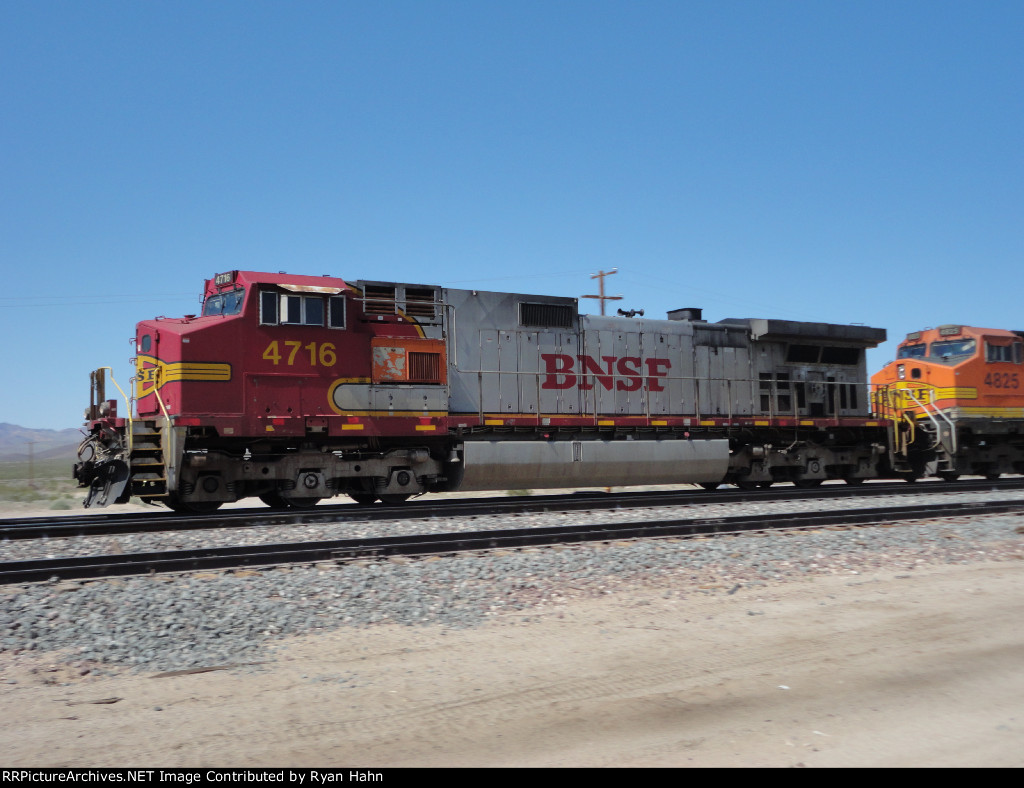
[
  {"left": 734, "top": 480, "right": 758, "bottom": 491},
  {"left": 348, "top": 493, "right": 379, "bottom": 505},
  {"left": 698, "top": 482, "right": 720, "bottom": 491},
  {"left": 260, "top": 492, "right": 321, "bottom": 509},
  {"left": 986, "top": 472, "right": 1001, "bottom": 480},
  {"left": 165, "top": 494, "right": 223, "bottom": 514},
  {"left": 938, "top": 472, "right": 960, "bottom": 482},
  {"left": 379, "top": 494, "right": 411, "bottom": 504},
  {"left": 843, "top": 477, "right": 866, "bottom": 485},
  {"left": 757, "top": 481, "right": 773, "bottom": 489},
  {"left": 284, "top": 497, "right": 320, "bottom": 509},
  {"left": 793, "top": 479, "right": 823, "bottom": 488},
  {"left": 259, "top": 492, "right": 291, "bottom": 510}
]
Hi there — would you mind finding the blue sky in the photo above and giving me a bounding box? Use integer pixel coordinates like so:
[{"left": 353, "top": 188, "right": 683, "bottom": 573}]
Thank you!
[{"left": 2, "top": 1, "right": 1022, "bottom": 430}]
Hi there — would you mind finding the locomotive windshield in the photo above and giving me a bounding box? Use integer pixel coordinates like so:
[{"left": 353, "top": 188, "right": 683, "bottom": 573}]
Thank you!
[
  {"left": 897, "top": 344, "right": 927, "bottom": 359},
  {"left": 929, "top": 338, "right": 976, "bottom": 363},
  {"left": 202, "top": 288, "right": 245, "bottom": 317}
]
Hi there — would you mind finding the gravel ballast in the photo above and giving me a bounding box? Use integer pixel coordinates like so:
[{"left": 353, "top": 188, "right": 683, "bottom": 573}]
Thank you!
[{"left": 1, "top": 488, "right": 1023, "bottom": 674}]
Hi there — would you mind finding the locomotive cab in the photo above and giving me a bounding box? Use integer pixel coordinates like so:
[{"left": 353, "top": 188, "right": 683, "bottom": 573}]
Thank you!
[
  {"left": 877, "top": 325, "right": 1023, "bottom": 412},
  {"left": 78, "top": 270, "right": 453, "bottom": 511}
]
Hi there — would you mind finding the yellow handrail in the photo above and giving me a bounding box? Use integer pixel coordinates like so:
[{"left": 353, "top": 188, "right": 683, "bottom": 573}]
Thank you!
[
  {"left": 873, "top": 383, "right": 915, "bottom": 458},
  {"left": 151, "top": 380, "right": 171, "bottom": 421},
  {"left": 141, "top": 364, "right": 174, "bottom": 497},
  {"left": 96, "top": 366, "right": 133, "bottom": 456}
]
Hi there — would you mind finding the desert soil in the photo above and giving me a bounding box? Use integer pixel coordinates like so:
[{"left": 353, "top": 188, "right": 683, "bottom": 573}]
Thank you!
[{"left": 1, "top": 557, "right": 1022, "bottom": 768}]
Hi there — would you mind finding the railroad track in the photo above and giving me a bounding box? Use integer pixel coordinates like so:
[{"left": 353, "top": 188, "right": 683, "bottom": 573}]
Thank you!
[
  {"left": 3, "top": 477, "right": 1024, "bottom": 541},
  {"left": 3, "top": 497, "right": 1023, "bottom": 585}
]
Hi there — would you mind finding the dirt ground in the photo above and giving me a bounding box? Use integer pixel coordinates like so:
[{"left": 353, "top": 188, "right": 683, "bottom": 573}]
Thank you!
[{"left": 1, "top": 559, "right": 1023, "bottom": 768}]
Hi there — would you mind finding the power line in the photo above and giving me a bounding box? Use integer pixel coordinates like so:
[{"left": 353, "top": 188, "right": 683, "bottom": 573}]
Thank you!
[{"left": 0, "top": 295, "right": 198, "bottom": 309}]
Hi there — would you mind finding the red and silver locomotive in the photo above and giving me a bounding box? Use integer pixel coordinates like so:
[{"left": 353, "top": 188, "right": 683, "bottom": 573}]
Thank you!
[{"left": 75, "top": 270, "right": 890, "bottom": 510}]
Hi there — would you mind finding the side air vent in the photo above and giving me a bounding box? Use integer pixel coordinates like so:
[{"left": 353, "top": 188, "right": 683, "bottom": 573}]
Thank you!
[
  {"left": 520, "top": 302, "right": 575, "bottom": 329},
  {"left": 408, "top": 351, "right": 443, "bottom": 382},
  {"left": 404, "top": 287, "right": 437, "bottom": 319},
  {"left": 363, "top": 285, "right": 396, "bottom": 315}
]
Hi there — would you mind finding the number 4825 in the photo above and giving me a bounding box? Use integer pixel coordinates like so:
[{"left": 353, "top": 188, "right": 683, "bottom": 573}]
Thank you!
[
  {"left": 262, "top": 341, "right": 337, "bottom": 366},
  {"left": 985, "top": 371, "right": 1019, "bottom": 389}
]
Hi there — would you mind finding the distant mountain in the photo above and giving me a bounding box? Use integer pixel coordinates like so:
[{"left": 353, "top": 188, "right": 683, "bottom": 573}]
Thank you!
[{"left": 0, "top": 423, "right": 82, "bottom": 461}]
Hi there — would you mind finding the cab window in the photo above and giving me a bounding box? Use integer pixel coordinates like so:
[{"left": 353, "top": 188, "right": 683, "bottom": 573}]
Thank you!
[
  {"left": 897, "top": 344, "right": 927, "bottom": 359},
  {"left": 202, "top": 288, "right": 245, "bottom": 316},
  {"left": 282, "top": 295, "right": 322, "bottom": 325},
  {"left": 986, "top": 341, "right": 1021, "bottom": 363},
  {"left": 929, "top": 338, "right": 976, "bottom": 363},
  {"left": 259, "top": 290, "right": 346, "bottom": 329}
]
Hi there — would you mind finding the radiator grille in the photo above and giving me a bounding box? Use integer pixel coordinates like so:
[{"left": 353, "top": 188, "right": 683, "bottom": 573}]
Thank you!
[
  {"left": 405, "top": 288, "right": 437, "bottom": 318},
  {"left": 520, "top": 302, "right": 574, "bottom": 328},
  {"left": 363, "top": 285, "right": 396, "bottom": 315},
  {"left": 408, "top": 352, "right": 443, "bottom": 383}
]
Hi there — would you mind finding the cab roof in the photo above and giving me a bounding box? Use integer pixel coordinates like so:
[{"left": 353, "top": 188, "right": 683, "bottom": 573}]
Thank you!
[{"left": 204, "top": 270, "right": 351, "bottom": 295}]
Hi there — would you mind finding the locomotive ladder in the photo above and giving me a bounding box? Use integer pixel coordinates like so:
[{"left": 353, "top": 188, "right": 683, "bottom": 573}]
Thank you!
[
  {"left": 128, "top": 420, "right": 169, "bottom": 500},
  {"left": 878, "top": 389, "right": 957, "bottom": 477},
  {"left": 876, "top": 385, "right": 957, "bottom": 476},
  {"left": 904, "top": 389, "right": 958, "bottom": 474}
]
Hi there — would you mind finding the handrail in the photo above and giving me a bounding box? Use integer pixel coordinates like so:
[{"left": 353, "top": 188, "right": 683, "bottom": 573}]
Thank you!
[
  {"left": 151, "top": 380, "right": 171, "bottom": 422},
  {"left": 905, "top": 388, "right": 957, "bottom": 454},
  {"left": 95, "top": 367, "right": 133, "bottom": 455},
  {"left": 901, "top": 411, "right": 916, "bottom": 455},
  {"left": 462, "top": 367, "right": 868, "bottom": 420},
  {"left": 150, "top": 375, "right": 175, "bottom": 496},
  {"left": 129, "top": 362, "right": 174, "bottom": 496},
  {"left": 872, "top": 384, "right": 907, "bottom": 457}
]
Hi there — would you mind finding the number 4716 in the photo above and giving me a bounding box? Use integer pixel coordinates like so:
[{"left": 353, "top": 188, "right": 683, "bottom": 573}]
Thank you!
[{"left": 262, "top": 341, "right": 337, "bottom": 366}]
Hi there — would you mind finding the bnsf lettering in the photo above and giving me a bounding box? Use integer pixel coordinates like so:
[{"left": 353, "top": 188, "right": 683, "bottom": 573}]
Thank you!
[{"left": 541, "top": 354, "right": 671, "bottom": 391}]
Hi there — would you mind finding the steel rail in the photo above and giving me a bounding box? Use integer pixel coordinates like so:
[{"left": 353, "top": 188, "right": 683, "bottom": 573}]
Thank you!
[
  {"left": 2, "top": 498, "right": 1023, "bottom": 585},
  {"left": 2, "top": 478, "right": 1024, "bottom": 541}
]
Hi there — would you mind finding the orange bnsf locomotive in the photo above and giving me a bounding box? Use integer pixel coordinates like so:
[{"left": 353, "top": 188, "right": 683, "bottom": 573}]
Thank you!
[
  {"left": 872, "top": 325, "right": 1024, "bottom": 481},
  {"left": 72, "top": 270, "right": 1020, "bottom": 511}
]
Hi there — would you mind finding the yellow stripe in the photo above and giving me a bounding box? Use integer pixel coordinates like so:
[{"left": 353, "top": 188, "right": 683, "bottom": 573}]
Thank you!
[
  {"left": 414, "top": 425, "right": 437, "bottom": 431},
  {"left": 135, "top": 355, "right": 232, "bottom": 397},
  {"left": 484, "top": 419, "right": 504, "bottom": 425},
  {"left": 332, "top": 410, "right": 449, "bottom": 418},
  {"left": 936, "top": 387, "right": 978, "bottom": 399},
  {"left": 651, "top": 420, "right": 668, "bottom": 426},
  {"left": 887, "top": 382, "right": 978, "bottom": 402},
  {"left": 921, "top": 406, "right": 1024, "bottom": 419},
  {"left": 340, "top": 424, "right": 365, "bottom": 430},
  {"left": 162, "top": 366, "right": 231, "bottom": 383}
]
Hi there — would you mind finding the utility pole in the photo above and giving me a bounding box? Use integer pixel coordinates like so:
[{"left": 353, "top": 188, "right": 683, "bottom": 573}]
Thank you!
[
  {"left": 581, "top": 268, "right": 623, "bottom": 316},
  {"left": 27, "top": 440, "right": 35, "bottom": 489}
]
